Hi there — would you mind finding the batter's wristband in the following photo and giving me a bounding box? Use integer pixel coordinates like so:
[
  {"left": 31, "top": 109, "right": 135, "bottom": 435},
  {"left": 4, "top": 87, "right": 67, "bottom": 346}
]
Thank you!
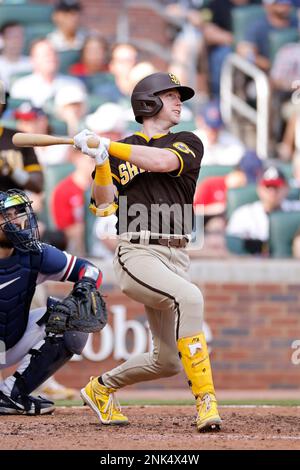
[
  {"left": 109, "top": 142, "right": 132, "bottom": 161},
  {"left": 94, "top": 160, "right": 113, "bottom": 186}
]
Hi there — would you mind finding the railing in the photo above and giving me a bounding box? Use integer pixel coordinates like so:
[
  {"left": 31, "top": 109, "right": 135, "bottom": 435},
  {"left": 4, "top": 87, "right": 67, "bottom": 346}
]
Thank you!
[{"left": 220, "top": 53, "right": 270, "bottom": 160}]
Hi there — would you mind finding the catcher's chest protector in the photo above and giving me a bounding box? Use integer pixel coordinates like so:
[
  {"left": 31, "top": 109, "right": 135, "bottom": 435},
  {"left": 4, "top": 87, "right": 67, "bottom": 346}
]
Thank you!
[{"left": 0, "top": 250, "right": 41, "bottom": 349}]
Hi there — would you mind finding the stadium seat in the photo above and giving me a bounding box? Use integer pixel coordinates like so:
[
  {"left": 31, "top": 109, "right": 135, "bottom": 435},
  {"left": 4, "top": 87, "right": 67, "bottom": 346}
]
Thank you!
[
  {"left": 287, "top": 187, "right": 300, "bottom": 200},
  {"left": 226, "top": 184, "right": 258, "bottom": 219},
  {"left": 277, "top": 162, "right": 293, "bottom": 182},
  {"left": 126, "top": 120, "right": 140, "bottom": 133},
  {"left": 198, "top": 165, "right": 235, "bottom": 183},
  {"left": 48, "top": 117, "right": 68, "bottom": 136},
  {"left": 58, "top": 50, "right": 81, "bottom": 75},
  {"left": 24, "top": 22, "right": 55, "bottom": 55},
  {"left": 83, "top": 73, "right": 116, "bottom": 94},
  {"left": 269, "top": 28, "right": 299, "bottom": 63},
  {"left": 0, "top": 3, "right": 53, "bottom": 29},
  {"left": 225, "top": 234, "right": 249, "bottom": 255},
  {"left": 44, "top": 163, "right": 74, "bottom": 229},
  {"left": 8, "top": 71, "right": 31, "bottom": 88},
  {"left": 86, "top": 94, "right": 109, "bottom": 114},
  {"left": 269, "top": 211, "right": 300, "bottom": 258},
  {"left": 1, "top": 1, "right": 28, "bottom": 4},
  {"left": 172, "top": 120, "right": 196, "bottom": 132},
  {"left": 232, "top": 5, "right": 264, "bottom": 45}
]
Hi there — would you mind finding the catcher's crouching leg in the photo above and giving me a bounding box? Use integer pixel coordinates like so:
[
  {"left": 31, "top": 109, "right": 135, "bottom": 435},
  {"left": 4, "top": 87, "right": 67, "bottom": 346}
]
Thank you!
[{"left": 10, "top": 331, "right": 88, "bottom": 412}]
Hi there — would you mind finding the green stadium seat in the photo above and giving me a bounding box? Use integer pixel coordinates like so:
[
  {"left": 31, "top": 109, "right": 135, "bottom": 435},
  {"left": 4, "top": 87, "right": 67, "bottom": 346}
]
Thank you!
[
  {"left": 6, "top": 96, "right": 28, "bottom": 110},
  {"left": 24, "top": 22, "right": 55, "bottom": 55},
  {"left": 269, "top": 211, "right": 300, "bottom": 258},
  {"left": 269, "top": 28, "right": 299, "bottom": 63},
  {"left": 277, "top": 162, "right": 293, "bottom": 182},
  {"left": 48, "top": 117, "right": 68, "bottom": 136},
  {"left": 225, "top": 234, "right": 249, "bottom": 255},
  {"left": 58, "top": 50, "right": 81, "bottom": 74},
  {"left": 86, "top": 94, "right": 109, "bottom": 114},
  {"left": 232, "top": 5, "right": 264, "bottom": 45},
  {"left": 172, "top": 120, "right": 196, "bottom": 132},
  {"left": 287, "top": 187, "right": 300, "bottom": 200},
  {"left": 83, "top": 73, "right": 116, "bottom": 94},
  {"left": 0, "top": 118, "right": 17, "bottom": 130},
  {"left": 8, "top": 71, "right": 31, "bottom": 88},
  {"left": 126, "top": 120, "right": 140, "bottom": 133},
  {"left": 1, "top": 0, "right": 28, "bottom": 3},
  {"left": 0, "top": 3, "right": 53, "bottom": 29},
  {"left": 226, "top": 184, "right": 258, "bottom": 219},
  {"left": 198, "top": 165, "right": 235, "bottom": 183},
  {"left": 44, "top": 163, "right": 74, "bottom": 229}
]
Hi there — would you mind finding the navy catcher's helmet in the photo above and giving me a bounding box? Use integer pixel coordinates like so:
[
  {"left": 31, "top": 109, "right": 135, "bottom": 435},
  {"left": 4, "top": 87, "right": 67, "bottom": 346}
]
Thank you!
[
  {"left": 131, "top": 72, "right": 195, "bottom": 124},
  {"left": 0, "top": 189, "right": 41, "bottom": 252}
]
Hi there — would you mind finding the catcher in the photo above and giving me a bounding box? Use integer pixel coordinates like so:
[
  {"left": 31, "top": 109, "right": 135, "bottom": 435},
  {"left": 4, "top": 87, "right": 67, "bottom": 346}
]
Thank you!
[{"left": 0, "top": 189, "right": 106, "bottom": 415}]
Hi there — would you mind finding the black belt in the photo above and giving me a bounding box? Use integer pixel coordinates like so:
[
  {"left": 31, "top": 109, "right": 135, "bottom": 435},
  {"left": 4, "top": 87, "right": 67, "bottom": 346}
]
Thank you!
[{"left": 129, "top": 236, "right": 188, "bottom": 248}]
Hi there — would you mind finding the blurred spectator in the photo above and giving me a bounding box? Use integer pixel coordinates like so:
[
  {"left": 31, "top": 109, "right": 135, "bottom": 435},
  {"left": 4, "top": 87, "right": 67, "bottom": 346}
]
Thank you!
[
  {"left": 54, "top": 83, "right": 87, "bottom": 135},
  {"left": 85, "top": 102, "right": 127, "bottom": 140},
  {"left": 51, "top": 147, "right": 95, "bottom": 255},
  {"left": 194, "top": 150, "right": 263, "bottom": 217},
  {"left": 271, "top": 38, "right": 300, "bottom": 94},
  {"left": 237, "top": 0, "right": 296, "bottom": 72},
  {"left": 194, "top": 150, "right": 262, "bottom": 257},
  {"left": 163, "top": 1, "right": 208, "bottom": 93},
  {"left": 13, "top": 102, "right": 69, "bottom": 165},
  {"left": 14, "top": 102, "right": 49, "bottom": 135},
  {"left": 10, "top": 39, "right": 85, "bottom": 108},
  {"left": 270, "top": 17, "right": 300, "bottom": 140},
  {"left": 193, "top": 101, "right": 245, "bottom": 165},
  {"left": 0, "top": 22, "right": 32, "bottom": 89},
  {"left": 128, "top": 61, "right": 157, "bottom": 92},
  {"left": 107, "top": 43, "right": 138, "bottom": 99},
  {"left": 0, "top": 101, "right": 43, "bottom": 193},
  {"left": 291, "top": 155, "right": 300, "bottom": 187},
  {"left": 277, "top": 110, "right": 300, "bottom": 161},
  {"left": 69, "top": 34, "right": 109, "bottom": 76},
  {"left": 47, "top": 0, "right": 87, "bottom": 52},
  {"left": 226, "top": 166, "right": 300, "bottom": 255},
  {"left": 292, "top": 228, "right": 300, "bottom": 258},
  {"left": 203, "top": 0, "right": 259, "bottom": 96}
]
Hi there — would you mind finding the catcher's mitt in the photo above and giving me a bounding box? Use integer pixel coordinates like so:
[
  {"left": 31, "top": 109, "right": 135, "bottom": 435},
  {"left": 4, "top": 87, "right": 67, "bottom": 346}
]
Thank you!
[{"left": 45, "top": 278, "right": 107, "bottom": 334}]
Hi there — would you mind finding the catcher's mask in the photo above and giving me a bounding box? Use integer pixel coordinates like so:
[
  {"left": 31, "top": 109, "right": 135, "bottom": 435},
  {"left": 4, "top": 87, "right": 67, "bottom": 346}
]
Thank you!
[
  {"left": 131, "top": 72, "right": 195, "bottom": 124},
  {"left": 0, "top": 189, "right": 41, "bottom": 252}
]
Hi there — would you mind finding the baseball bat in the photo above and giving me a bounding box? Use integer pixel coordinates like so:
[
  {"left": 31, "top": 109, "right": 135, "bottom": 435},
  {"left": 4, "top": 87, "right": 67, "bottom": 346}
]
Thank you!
[{"left": 12, "top": 133, "right": 100, "bottom": 148}]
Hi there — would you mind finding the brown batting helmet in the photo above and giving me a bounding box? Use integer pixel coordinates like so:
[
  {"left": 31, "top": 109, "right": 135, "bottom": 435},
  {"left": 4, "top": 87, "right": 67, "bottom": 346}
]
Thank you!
[{"left": 131, "top": 72, "right": 195, "bottom": 124}]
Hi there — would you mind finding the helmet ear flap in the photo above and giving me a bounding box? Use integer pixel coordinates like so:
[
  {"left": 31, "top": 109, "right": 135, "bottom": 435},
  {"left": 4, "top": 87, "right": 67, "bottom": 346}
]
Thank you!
[{"left": 131, "top": 92, "right": 163, "bottom": 124}]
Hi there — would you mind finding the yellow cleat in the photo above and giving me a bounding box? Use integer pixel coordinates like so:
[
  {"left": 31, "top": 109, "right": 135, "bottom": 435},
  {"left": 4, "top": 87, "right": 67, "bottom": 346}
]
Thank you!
[
  {"left": 196, "top": 393, "right": 222, "bottom": 432},
  {"left": 80, "top": 377, "right": 128, "bottom": 425}
]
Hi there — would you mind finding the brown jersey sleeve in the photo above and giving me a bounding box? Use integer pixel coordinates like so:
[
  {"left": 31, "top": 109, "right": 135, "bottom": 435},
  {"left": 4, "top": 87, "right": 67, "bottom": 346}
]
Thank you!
[{"left": 165, "top": 132, "right": 203, "bottom": 177}]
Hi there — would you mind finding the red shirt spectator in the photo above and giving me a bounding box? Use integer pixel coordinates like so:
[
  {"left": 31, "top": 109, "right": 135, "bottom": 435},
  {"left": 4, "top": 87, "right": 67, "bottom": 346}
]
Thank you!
[
  {"left": 52, "top": 174, "right": 83, "bottom": 229},
  {"left": 194, "top": 175, "right": 227, "bottom": 215}
]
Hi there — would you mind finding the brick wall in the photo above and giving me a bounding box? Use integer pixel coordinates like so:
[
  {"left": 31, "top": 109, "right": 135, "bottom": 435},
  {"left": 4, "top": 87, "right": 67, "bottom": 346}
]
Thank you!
[{"left": 49, "top": 259, "right": 300, "bottom": 391}]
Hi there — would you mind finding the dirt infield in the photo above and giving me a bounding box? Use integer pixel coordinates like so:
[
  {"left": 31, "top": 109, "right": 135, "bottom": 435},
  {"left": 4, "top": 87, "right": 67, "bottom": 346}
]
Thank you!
[{"left": 1, "top": 406, "right": 300, "bottom": 450}]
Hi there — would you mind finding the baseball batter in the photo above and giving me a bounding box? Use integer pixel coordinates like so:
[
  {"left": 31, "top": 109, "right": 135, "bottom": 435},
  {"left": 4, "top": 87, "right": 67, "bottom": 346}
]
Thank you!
[{"left": 75, "top": 72, "right": 221, "bottom": 432}]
